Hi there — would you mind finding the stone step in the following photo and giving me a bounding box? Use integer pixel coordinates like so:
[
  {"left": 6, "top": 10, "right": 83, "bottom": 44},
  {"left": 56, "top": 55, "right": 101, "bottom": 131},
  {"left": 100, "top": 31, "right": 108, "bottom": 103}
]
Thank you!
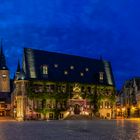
[{"left": 64, "top": 115, "right": 93, "bottom": 120}]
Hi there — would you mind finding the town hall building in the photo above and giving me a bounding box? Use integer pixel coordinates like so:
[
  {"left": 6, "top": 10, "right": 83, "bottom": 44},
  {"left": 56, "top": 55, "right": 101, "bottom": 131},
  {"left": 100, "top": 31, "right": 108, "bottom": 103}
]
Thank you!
[{"left": 11, "top": 48, "right": 116, "bottom": 121}]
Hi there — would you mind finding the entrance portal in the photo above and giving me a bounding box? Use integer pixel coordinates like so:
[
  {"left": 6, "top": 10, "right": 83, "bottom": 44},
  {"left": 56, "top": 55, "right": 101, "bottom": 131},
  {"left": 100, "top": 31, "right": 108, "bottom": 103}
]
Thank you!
[
  {"left": 74, "top": 104, "right": 81, "bottom": 114},
  {"left": 68, "top": 84, "right": 88, "bottom": 115}
]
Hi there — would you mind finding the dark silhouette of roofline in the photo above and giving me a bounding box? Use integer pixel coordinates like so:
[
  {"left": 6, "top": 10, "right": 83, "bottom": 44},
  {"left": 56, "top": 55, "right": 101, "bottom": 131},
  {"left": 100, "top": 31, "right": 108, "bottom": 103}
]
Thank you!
[{"left": 24, "top": 47, "right": 107, "bottom": 62}]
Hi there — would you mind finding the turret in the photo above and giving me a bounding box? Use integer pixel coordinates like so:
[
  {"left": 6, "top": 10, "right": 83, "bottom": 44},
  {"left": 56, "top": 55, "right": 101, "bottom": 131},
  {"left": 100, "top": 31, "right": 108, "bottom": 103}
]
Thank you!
[
  {"left": 15, "top": 60, "right": 26, "bottom": 80},
  {"left": 13, "top": 60, "right": 28, "bottom": 121}
]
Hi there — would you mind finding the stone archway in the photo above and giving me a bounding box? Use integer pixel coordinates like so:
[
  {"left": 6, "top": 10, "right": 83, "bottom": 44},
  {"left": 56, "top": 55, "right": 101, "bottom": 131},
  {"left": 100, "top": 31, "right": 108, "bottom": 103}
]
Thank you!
[
  {"left": 74, "top": 104, "right": 81, "bottom": 115},
  {"left": 68, "top": 84, "right": 88, "bottom": 115}
]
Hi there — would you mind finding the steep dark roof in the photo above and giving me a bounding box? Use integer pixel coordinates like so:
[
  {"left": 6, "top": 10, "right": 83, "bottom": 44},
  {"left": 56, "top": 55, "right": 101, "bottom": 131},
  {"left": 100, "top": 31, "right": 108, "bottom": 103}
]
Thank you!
[
  {"left": 15, "top": 62, "right": 27, "bottom": 80},
  {"left": 134, "top": 77, "right": 140, "bottom": 85},
  {"left": 23, "top": 48, "right": 115, "bottom": 86},
  {"left": 0, "top": 42, "right": 8, "bottom": 70},
  {"left": 123, "top": 77, "right": 140, "bottom": 90},
  {"left": 16, "top": 59, "right": 21, "bottom": 73},
  {"left": 133, "top": 77, "right": 140, "bottom": 90},
  {"left": 124, "top": 80, "right": 133, "bottom": 88}
]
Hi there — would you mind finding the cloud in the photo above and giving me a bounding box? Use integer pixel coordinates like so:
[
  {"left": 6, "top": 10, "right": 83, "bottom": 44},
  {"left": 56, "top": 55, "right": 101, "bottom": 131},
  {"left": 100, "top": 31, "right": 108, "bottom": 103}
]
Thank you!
[{"left": 0, "top": 0, "right": 140, "bottom": 89}]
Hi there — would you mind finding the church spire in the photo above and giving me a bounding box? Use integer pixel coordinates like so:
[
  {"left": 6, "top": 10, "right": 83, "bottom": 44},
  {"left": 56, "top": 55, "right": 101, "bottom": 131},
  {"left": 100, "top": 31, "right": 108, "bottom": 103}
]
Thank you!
[
  {"left": 0, "top": 39, "right": 4, "bottom": 56},
  {"left": 15, "top": 60, "right": 26, "bottom": 80},
  {"left": 16, "top": 59, "right": 21, "bottom": 73},
  {"left": 15, "top": 60, "right": 21, "bottom": 80},
  {"left": 0, "top": 39, "right": 8, "bottom": 70}
]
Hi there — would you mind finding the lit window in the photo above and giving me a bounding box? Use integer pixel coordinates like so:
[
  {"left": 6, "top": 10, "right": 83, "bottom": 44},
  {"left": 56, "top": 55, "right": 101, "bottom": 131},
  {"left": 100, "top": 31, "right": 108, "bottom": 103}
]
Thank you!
[
  {"left": 80, "top": 73, "right": 84, "bottom": 76},
  {"left": 43, "top": 65, "right": 48, "bottom": 75},
  {"left": 85, "top": 68, "right": 89, "bottom": 72},
  {"left": 100, "top": 102, "right": 103, "bottom": 108},
  {"left": 105, "top": 101, "right": 108, "bottom": 108},
  {"left": 105, "top": 101, "right": 110, "bottom": 109},
  {"left": 70, "top": 66, "right": 74, "bottom": 70},
  {"left": 54, "top": 64, "right": 58, "bottom": 68},
  {"left": 64, "top": 71, "right": 68, "bottom": 75},
  {"left": 99, "top": 72, "right": 104, "bottom": 80}
]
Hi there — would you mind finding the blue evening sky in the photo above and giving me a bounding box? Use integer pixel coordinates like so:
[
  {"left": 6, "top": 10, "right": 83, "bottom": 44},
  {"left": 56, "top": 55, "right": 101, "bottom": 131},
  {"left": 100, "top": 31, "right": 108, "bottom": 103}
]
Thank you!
[{"left": 0, "top": 0, "right": 139, "bottom": 89}]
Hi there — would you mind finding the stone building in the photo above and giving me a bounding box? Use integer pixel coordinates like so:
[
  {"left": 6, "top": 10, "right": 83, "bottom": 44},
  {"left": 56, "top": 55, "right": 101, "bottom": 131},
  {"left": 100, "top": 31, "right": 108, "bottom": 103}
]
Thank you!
[
  {"left": 11, "top": 48, "right": 116, "bottom": 121},
  {"left": 0, "top": 44, "right": 11, "bottom": 117},
  {"left": 120, "top": 77, "right": 140, "bottom": 118}
]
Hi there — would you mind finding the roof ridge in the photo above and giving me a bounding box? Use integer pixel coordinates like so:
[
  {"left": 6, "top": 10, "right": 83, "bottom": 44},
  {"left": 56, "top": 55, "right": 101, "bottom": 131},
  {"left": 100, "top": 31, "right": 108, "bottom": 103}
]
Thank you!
[{"left": 24, "top": 47, "right": 105, "bottom": 62}]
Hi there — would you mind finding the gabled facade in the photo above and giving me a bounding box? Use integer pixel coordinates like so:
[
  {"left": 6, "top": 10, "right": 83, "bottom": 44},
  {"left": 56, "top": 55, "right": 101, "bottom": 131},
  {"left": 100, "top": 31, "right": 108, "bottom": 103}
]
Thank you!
[
  {"left": 12, "top": 48, "right": 116, "bottom": 121},
  {"left": 119, "top": 77, "right": 140, "bottom": 118}
]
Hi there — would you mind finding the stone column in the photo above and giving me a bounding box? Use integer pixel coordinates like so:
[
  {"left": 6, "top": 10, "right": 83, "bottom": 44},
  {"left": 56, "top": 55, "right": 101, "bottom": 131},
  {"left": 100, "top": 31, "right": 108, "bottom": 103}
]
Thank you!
[{"left": 14, "top": 80, "right": 28, "bottom": 121}]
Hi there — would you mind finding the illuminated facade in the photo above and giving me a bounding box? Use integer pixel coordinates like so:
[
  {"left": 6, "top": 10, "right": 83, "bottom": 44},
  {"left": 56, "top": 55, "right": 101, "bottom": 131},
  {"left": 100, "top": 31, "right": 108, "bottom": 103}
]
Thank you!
[
  {"left": 12, "top": 48, "right": 116, "bottom": 121},
  {"left": 120, "top": 78, "right": 140, "bottom": 118}
]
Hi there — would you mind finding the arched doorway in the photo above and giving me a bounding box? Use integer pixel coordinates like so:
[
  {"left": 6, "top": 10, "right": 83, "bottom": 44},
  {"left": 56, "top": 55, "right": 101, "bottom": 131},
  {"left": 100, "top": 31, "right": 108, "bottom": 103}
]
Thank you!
[{"left": 74, "top": 104, "right": 81, "bottom": 114}]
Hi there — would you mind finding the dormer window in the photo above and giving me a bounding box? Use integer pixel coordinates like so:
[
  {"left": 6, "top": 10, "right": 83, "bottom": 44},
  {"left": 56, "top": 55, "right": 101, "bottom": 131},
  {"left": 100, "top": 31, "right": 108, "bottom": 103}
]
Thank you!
[
  {"left": 99, "top": 72, "right": 104, "bottom": 80},
  {"left": 43, "top": 65, "right": 48, "bottom": 75},
  {"left": 80, "top": 73, "right": 84, "bottom": 77},
  {"left": 85, "top": 68, "right": 89, "bottom": 72},
  {"left": 64, "top": 71, "right": 68, "bottom": 75},
  {"left": 54, "top": 64, "right": 58, "bottom": 68},
  {"left": 70, "top": 66, "right": 74, "bottom": 70}
]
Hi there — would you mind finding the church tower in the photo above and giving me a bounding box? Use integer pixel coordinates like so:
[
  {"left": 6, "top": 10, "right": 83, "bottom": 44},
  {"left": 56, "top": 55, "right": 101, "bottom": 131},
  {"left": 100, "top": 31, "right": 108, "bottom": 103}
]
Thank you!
[{"left": 0, "top": 42, "right": 10, "bottom": 92}]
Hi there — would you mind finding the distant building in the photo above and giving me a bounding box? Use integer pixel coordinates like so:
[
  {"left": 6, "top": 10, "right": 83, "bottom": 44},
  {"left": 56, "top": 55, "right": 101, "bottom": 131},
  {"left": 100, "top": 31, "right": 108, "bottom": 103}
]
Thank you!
[
  {"left": 12, "top": 48, "right": 116, "bottom": 121},
  {"left": 120, "top": 77, "right": 140, "bottom": 118},
  {"left": 0, "top": 44, "right": 11, "bottom": 116}
]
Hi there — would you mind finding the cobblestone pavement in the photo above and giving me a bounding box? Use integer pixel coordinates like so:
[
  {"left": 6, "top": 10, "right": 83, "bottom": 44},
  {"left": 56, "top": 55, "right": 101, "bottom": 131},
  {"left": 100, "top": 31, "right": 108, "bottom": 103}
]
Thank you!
[{"left": 0, "top": 120, "right": 140, "bottom": 140}]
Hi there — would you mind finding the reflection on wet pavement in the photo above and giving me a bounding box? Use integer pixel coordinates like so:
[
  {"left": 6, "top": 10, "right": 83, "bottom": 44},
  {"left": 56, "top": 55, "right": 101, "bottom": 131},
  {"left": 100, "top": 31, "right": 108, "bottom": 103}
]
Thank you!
[{"left": 0, "top": 120, "right": 140, "bottom": 140}]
